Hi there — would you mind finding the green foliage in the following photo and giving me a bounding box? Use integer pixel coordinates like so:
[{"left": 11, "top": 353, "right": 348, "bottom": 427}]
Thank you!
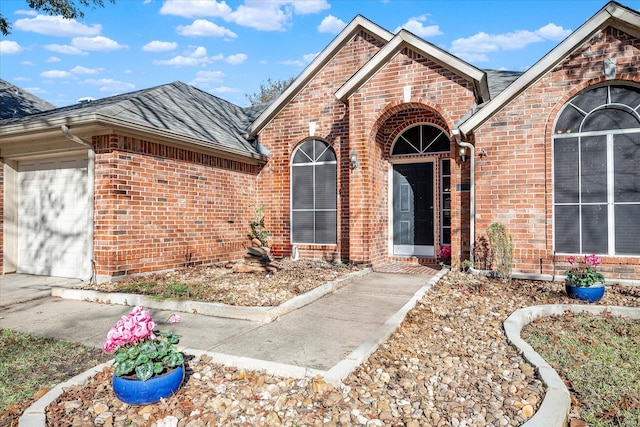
[
  {"left": 248, "top": 204, "right": 269, "bottom": 247},
  {"left": 246, "top": 77, "right": 295, "bottom": 106},
  {"left": 1, "top": 0, "right": 115, "bottom": 36},
  {"left": 112, "top": 331, "right": 183, "bottom": 381},
  {"left": 565, "top": 254, "right": 605, "bottom": 287},
  {"left": 487, "top": 222, "right": 513, "bottom": 282}
]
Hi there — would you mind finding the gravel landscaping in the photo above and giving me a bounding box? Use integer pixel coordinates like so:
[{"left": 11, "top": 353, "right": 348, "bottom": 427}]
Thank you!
[
  {"left": 44, "top": 270, "right": 639, "bottom": 427},
  {"left": 79, "top": 259, "right": 364, "bottom": 307}
]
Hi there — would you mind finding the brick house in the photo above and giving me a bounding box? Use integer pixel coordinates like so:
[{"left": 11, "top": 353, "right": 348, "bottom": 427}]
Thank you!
[{"left": 1, "top": 1, "right": 639, "bottom": 282}]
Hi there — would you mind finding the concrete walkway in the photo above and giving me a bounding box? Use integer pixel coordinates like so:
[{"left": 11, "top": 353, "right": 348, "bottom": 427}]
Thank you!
[{"left": 0, "top": 271, "right": 435, "bottom": 371}]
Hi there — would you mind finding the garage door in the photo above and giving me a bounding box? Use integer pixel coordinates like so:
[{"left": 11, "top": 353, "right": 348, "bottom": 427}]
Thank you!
[{"left": 18, "top": 156, "right": 91, "bottom": 279}]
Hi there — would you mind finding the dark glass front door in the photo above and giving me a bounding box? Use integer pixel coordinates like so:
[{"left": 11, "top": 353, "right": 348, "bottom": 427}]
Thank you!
[{"left": 392, "top": 163, "right": 434, "bottom": 256}]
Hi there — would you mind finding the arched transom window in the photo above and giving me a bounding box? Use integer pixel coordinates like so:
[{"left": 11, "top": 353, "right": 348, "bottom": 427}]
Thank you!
[
  {"left": 553, "top": 84, "right": 640, "bottom": 256},
  {"left": 392, "top": 124, "right": 450, "bottom": 156},
  {"left": 290, "top": 139, "right": 337, "bottom": 244}
]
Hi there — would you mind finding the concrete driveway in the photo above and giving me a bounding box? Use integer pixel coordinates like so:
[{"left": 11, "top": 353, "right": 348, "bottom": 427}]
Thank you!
[{"left": 0, "top": 274, "right": 82, "bottom": 308}]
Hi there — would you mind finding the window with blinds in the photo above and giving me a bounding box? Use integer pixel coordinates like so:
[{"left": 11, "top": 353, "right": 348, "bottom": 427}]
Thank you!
[
  {"left": 291, "top": 139, "right": 337, "bottom": 244},
  {"left": 553, "top": 85, "right": 640, "bottom": 256}
]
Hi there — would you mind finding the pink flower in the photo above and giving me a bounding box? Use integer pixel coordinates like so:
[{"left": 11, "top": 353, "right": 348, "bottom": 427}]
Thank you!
[
  {"left": 103, "top": 306, "right": 156, "bottom": 353},
  {"left": 585, "top": 253, "right": 601, "bottom": 268},
  {"left": 169, "top": 314, "right": 181, "bottom": 324}
]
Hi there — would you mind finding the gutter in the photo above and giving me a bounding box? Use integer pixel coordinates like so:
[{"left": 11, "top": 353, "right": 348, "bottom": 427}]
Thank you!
[
  {"left": 451, "top": 129, "right": 476, "bottom": 263},
  {"left": 60, "top": 125, "right": 96, "bottom": 284}
]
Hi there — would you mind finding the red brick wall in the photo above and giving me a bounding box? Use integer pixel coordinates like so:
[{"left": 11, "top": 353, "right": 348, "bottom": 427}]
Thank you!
[
  {"left": 92, "top": 134, "right": 259, "bottom": 277},
  {"left": 472, "top": 26, "right": 640, "bottom": 280},
  {"left": 257, "top": 30, "right": 387, "bottom": 262},
  {"left": 348, "top": 47, "right": 477, "bottom": 265},
  {"left": 258, "top": 36, "right": 478, "bottom": 266}
]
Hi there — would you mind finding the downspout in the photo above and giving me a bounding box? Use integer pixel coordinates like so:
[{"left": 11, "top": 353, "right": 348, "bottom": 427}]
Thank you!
[
  {"left": 61, "top": 125, "right": 96, "bottom": 284},
  {"left": 451, "top": 129, "right": 475, "bottom": 264}
]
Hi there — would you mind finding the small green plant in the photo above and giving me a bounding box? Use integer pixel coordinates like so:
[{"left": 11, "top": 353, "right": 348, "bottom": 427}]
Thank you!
[
  {"left": 460, "top": 259, "right": 474, "bottom": 272},
  {"left": 167, "top": 281, "right": 189, "bottom": 297},
  {"left": 104, "top": 306, "right": 184, "bottom": 381},
  {"left": 249, "top": 204, "right": 269, "bottom": 247},
  {"left": 487, "top": 222, "right": 513, "bottom": 282}
]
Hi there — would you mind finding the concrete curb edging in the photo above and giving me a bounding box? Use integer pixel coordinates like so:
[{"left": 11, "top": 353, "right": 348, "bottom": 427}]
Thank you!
[
  {"left": 51, "top": 268, "right": 372, "bottom": 323},
  {"left": 504, "top": 304, "right": 640, "bottom": 427}
]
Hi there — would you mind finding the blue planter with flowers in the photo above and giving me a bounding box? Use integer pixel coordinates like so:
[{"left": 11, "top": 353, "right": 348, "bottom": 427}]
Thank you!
[
  {"left": 564, "top": 254, "right": 605, "bottom": 303},
  {"left": 565, "top": 281, "right": 605, "bottom": 302}
]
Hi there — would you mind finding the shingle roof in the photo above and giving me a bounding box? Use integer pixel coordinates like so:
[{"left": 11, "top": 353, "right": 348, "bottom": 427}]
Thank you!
[
  {"left": 0, "top": 81, "right": 267, "bottom": 160},
  {"left": 484, "top": 70, "right": 523, "bottom": 99},
  {"left": 0, "top": 79, "right": 56, "bottom": 119}
]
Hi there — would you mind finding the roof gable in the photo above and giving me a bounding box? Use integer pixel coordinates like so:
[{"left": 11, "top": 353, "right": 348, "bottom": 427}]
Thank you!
[
  {"left": 0, "top": 81, "right": 267, "bottom": 162},
  {"left": 247, "top": 15, "right": 393, "bottom": 138},
  {"left": 459, "top": 1, "right": 640, "bottom": 136},
  {"left": 335, "top": 30, "right": 490, "bottom": 104}
]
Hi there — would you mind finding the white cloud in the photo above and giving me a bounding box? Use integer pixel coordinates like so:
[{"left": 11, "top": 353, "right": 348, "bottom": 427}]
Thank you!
[
  {"left": 537, "top": 23, "right": 572, "bottom": 40},
  {"left": 142, "top": 40, "right": 178, "bottom": 52},
  {"left": 83, "top": 78, "right": 135, "bottom": 92},
  {"left": 40, "top": 70, "right": 75, "bottom": 79},
  {"left": 71, "top": 65, "right": 101, "bottom": 74},
  {"left": 395, "top": 15, "right": 442, "bottom": 38},
  {"left": 177, "top": 19, "right": 237, "bottom": 38},
  {"left": 228, "top": 3, "right": 290, "bottom": 31},
  {"left": 278, "top": 59, "right": 305, "bottom": 67},
  {"left": 289, "top": 0, "right": 330, "bottom": 14},
  {"left": 450, "top": 23, "right": 572, "bottom": 62},
  {"left": 0, "top": 40, "right": 23, "bottom": 55},
  {"left": 278, "top": 51, "right": 317, "bottom": 67},
  {"left": 159, "top": 0, "right": 232, "bottom": 18},
  {"left": 190, "top": 70, "right": 226, "bottom": 85},
  {"left": 71, "top": 36, "right": 128, "bottom": 52},
  {"left": 210, "top": 86, "right": 242, "bottom": 94},
  {"left": 47, "top": 56, "right": 61, "bottom": 63},
  {"left": 318, "top": 15, "right": 345, "bottom": 34},
  {"left": 225, "top": 53, "right": 247, "bottom": 64},
  {"left": 13, "top": 15, "right": 101, "bottom": 37},
  {"left": 303, "top": 52, "right": 319, "bottom": 63},
  {"left": 190, "top": 46, "right": 208, "bottom": 58},
  {"left": 14, "top": 10, "right": 37, "bottom": 16},
  {"left": 154, "top": 46, "right": 222, "bottom": 66},
  {"left": 21, "top": 61, "right": 34, "bottom": 66},
  {"left": 44, "top": 44, "right": 86, "bottom": 55}
]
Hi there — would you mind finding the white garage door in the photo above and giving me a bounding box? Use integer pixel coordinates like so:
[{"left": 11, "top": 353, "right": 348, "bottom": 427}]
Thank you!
[{"left": 18, "top": 156, "right": 91, "bottom": 279}]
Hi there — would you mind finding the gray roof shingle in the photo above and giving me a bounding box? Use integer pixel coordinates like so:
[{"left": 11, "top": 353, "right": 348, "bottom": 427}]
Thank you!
[
  {"left": 484, "top": 70, "right": 523, "bottom": 99},
  {"left": 0, "top": 79, "right": 57, "bottom": 119},
  {"left": 1, "top": 81, "right": 268, "bottom": 159}
]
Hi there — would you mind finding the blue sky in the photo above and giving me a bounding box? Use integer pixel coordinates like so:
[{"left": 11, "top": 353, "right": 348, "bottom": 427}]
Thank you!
[{"left": 1, "top": 0, "right": 639, "bottom": 108}]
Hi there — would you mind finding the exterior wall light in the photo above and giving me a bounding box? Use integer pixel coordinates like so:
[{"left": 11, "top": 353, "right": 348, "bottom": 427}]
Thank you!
[
  {"left": 459, "top": 145, "right": 468, "bottom": 162},
  {"left": 350, "top": 150, "right": 359, "bottom": 170}
]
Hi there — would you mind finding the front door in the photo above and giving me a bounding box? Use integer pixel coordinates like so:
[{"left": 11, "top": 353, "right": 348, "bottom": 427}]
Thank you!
[{"left": 392, "top": 163, "right": 434, "bottom": 256}]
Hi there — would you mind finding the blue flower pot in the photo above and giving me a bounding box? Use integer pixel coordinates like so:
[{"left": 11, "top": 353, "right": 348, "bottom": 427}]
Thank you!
[
  {"left": 565, "top": 281, "right": 605, "bottom": 303},
  {"left": 112, "top": 364, "right": 184, "bottom": 405}
]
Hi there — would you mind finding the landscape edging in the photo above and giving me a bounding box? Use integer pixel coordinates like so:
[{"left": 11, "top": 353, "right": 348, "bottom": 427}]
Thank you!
[
  {"left": 51, "top": 268, "right": 372, "bottom": 323},
  {"left": 504, "top": 304, "right": 640, "bottom": 427}
]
